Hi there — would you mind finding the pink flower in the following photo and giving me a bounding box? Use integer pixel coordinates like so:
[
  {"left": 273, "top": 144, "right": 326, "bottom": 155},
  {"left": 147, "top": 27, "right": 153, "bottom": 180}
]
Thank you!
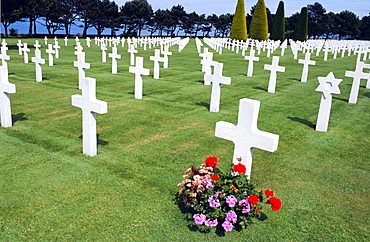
[
  {"left": 205, "top": 219, "right": 218, "bottom": 227},
  {"left": 222, "top": 220, "right": 233, "bottom": 232},
  {"left": 193, "top": 214, "right": 206, "bottom": 225}
]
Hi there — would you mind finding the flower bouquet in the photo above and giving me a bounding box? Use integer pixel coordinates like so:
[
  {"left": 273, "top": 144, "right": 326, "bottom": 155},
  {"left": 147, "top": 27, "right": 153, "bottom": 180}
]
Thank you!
[{"left": 177, "top": 156, "right": 282, "bottom": 233}]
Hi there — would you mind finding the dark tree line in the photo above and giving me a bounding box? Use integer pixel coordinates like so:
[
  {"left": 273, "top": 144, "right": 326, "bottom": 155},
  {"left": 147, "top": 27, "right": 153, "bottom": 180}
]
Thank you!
[{"left": 2, "top": 0, "right": 370, "bottom": 40}]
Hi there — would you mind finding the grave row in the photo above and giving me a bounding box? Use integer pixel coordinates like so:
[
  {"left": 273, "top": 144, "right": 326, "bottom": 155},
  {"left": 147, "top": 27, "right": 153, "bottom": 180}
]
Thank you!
[{"left": 1, "top": 37, "right": 369, "bottom": 177}]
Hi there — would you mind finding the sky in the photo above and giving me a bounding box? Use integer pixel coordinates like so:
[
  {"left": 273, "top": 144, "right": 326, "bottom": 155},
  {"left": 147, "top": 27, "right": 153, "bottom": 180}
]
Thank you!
[{"left": 115, "top": 0, "right": 369, "bottom": 18}]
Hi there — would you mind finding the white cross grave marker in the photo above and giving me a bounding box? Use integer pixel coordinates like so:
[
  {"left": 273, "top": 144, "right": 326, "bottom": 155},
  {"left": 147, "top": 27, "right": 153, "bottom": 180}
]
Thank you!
[
  {"left": 215, "top": 98, "right": 279, "bottom": 179},
  {"left": 17, "top": 40, "right": 23, "bottom": 55},
  {"left": 315, "top": 72, "right": 342, "bottom": 132},
  {"left": 86, "top": 37, "right": 91, "bottom": 47},
  {"left": 108, "top": 46, "right": 121, "bottom": 74},
  {"left": 244, "top": 49, "right": 260, "bottom": 77},
  {"left": 44, "top": 36, "right": 48, "bottom": 45},
  {"left": 71, "top": 77, "right": 108, "bottom": 156},
  {"left": 0, "top": 44, "right": 10, "bottom": 73},
  {"left": 150, "top": 49, "right": 165, "bottom": 79},
  {"left": 129, "top": 56, "right": 150, "bottom": 99},
  {"left": 264, "top": 56, "right": 285, "bottom": 93},
  {"left": 161, "top": 45, "right": 172, "bottom": 69},
  {"left": 46, "top": 44, "right": 55, "bottom": 66},
  {"left": 205, "top": 62, "right": 231, "bottom": 113},
  {"left": 21, "top": 43, "right": 30, "bottom": 64},
  {"left": 201, "top": 52, "right": 216, "bottom": 85},
  {"left": 298, "top": 52, "right": 316, "bottom": 82},
  {"left": 64, "top": 37, "right": 68, "bottom": 46},
  {"left": 128, "top": 44, "right": 138, "bottom": 66},
  {"left": 31, "top": 48, "right": 45, "bottom": 82},
  {"left": 0, "top": 66, "right": 16, "bottom": 127},
  {"left": 100, "top": 43, "right": 107, "bottom": 62},
  {"left": 345, "top": 61, "right": 370, "bottom": 104},
  {"left": 53, "top": 40, "right": 60, "bottom": 59},
  {"left": 74, "top": 49, "right": 90, "bottom": 89}
]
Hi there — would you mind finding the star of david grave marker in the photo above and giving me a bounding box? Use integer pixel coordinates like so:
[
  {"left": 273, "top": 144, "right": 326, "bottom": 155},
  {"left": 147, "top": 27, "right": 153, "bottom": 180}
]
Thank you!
[{"left": 315, "top": 72, "right": 342, "bottom": 132}]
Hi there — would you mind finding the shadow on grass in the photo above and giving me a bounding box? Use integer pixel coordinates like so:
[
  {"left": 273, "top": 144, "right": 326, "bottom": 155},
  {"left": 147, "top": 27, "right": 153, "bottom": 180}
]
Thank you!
[
  {"left": 253, "top": 86, "right": 268, "bottom": 92},
  {"left": 288, "top": 78, "right": 301, "bottom": 82},
  {"left": 194, "top": 80, "right": 204, "bottom": 84},
  {"left": 362, "top": 92, "right": 370, "bottom": 98},
  {"left": 78, "top": 134, "right": 109, "bottom": 146},
  {"left": 128, "top": 91, "right": 147, "bottom": 97},
  {"left": 333, "top": 96, "right": 348, "bottom": 102},
  {"left": 287, "top": 117, "right": 315, "bottom": 129},
  {"left": 195, "top": 102, "right": 210, "bottom": 110},
  {"left": 12, "top": 113, "right": 28, "bottom": 125}
]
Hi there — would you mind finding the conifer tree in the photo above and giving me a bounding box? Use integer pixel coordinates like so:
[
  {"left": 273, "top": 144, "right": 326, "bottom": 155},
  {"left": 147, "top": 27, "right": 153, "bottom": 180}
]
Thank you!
[
  {"left": 270, "top": 1, "right": 285, "bottom": 41},
  {"left": 250, "top": 0, "right": 268, "bottom": 40},
  {"left": 294, "top": 7, "right": 308, "bottom": 41},
  {"left": 230, "top": 0, "right": 247, "bottom": 40}
]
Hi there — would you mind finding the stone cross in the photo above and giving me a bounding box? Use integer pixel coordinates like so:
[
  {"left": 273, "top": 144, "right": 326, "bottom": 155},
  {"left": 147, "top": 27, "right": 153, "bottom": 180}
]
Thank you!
[
  {"left": 150, "top": 49, "right": 165, "bottom": 79},
  {"left": 74, "top": 50, "right": 90, "bottom": 89},
  {"left": 21, "top": 43, "right": 30, "bottom": 64},
  {"left": 64, "top": 37, "right": 68, "bottom": 46},
  {"left": 264, "top": 56, "right": 285, "bottom": 93},
  {"left": 34, "top": 40, "right": 41, "bottom": 49},
  {"left": 323, "top": 47, "right": 330, "bottom": 61},
  {"left": 44, "top": 36, "right": 48, "bottom": 45},
  {"left": 364, "top": 63, "right": 370, "bottom": 89},
  {"left": 215, "top": 98, "right": 279, "bottom": 179},
  {"left": 205, "top": 62, "right": 231, "bottom": 112},
  {"left": 0, "top": 44, "right": 10, "bottom": 72},
  {"left": 46, "top": 44, "right": 55, "bottom": 66},
  {"left": 86, "top": 37, "right": 91, "bottom": 47},
  {"left": 129, "top": 56, "right": 150, "bottom": 99},
  {"left": 17, "top": 40, "right": 23, "bottom": 55},
  {"left": 201, "top": 52, "right": 216, "bottom": 85},
  {"left": 53, "top": 40, "right": 60, "bottom": 58},
  {"left": 315, "top": 72, "right": 342, "bottom": 132},
  {"left": 345, "top": 61, "right": 370, "bottom": 104},
  {"left": 298, "top": 52, "right": 316, "bottom": 82},
  {"left": 244, "top": 49, "right": 260, "bottom": 77},
  {"left": 0, "top": 66, "right": 16, "bottom": 127},
  {"left": 31, "top": 48, "right": 45, "bottom": 82},
  {"left": 280, "top": 40, "right": 287, "bottom": 56},
  {"left": 100, "top": 43, "right": 107, "bottom": 62},
  {"left": 71, "top": 77, "right": 108, "bottom": 156},
  {"left": 128, "top": 44, "right": 138, "bottom": 66},
  {"left": 108, "top": 46, "right": 121, "bottom": 74},
  {"left": 161, "top": 45, "right": 172, "bottom": 69}
]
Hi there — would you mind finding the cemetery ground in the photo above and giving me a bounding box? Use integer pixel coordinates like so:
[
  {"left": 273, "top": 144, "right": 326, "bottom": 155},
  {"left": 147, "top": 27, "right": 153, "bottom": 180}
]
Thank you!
[{"left": 0, "top": 38, "right": 369, "bottom": 241}]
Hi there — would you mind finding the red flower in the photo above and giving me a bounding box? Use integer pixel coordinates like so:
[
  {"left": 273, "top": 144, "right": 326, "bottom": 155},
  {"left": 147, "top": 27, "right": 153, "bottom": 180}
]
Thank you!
[
  {"left": 211, "top": 174, "right": 219, "bottom": 180},
  {"left": 232, "top": 163, "right": 246, "bottom": 174},
  {"left": 264, "top": 189, "right": 275, "bottom": 197},
  {"left": 205, "top": 156, "right": 218, "bottom": 168},
  {"left": 266, "top": 197, "right": 282, "bottom": 211},
  {"left": 255, "top": 209, "right": 261, "bottom": 214},
  {"left": 247, "top": 195, "right": 260, "bottom": 205}
]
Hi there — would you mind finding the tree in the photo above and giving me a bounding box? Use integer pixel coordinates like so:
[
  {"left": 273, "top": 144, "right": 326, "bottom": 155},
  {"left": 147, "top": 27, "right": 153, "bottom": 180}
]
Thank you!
[
  {"left": 40, "top": 0, "right": 64, "bottom": 36},
  {"left": 230, "top": 0, "right": 247, "bottom": 40},
  {"left": 250, "top": 0, "right": 268, "bottom": 40},
  {"left": 59, "top": 0, "right": 80, "bottom": 36},
  {"left": 270, "top": 1, "right": 285, "bottom": 41},
  {"left": 1, "top": 0, "right": 23, "bottom": 37},
  {"left": 359, "top": 13, "right": 370, "bottom": 40},
  {"left": 214, "top": 14, "right": 232, "bottom": 37},
  {"left": 332, "top": 10, "right": 360, "bottom": 39},
  {"left": 293, "top": 7, "right": 308, "bottom": 41},
  {"left": 120, "top": 0, "right": 152, "bottom": 37},
  {"left": 307, "top": 2, "right": 329, "bottom": 39}
]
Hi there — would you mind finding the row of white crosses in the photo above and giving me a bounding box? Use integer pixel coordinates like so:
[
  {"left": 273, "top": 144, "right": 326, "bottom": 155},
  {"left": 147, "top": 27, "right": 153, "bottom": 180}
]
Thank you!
[
  {"left": 199, "top": 47, "right": 231, "bottom": 113},
  {"left": 71, "top": 43, "right": 107, "bottom": 156}
]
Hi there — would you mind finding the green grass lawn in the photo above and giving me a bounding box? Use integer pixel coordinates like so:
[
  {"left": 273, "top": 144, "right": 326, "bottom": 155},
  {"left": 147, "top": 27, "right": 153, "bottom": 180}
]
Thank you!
[{"left": 0, "top": 38, "right": 369, "bottom": 241}]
